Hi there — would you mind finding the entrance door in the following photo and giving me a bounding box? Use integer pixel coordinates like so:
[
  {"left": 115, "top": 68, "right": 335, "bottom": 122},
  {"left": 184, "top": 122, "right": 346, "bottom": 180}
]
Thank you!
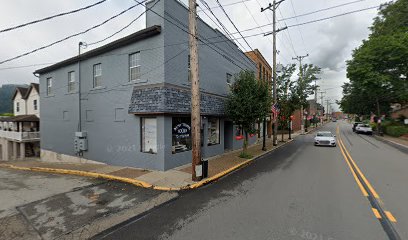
[{"left": 224, "top": 121, "right": 233, "bottom": 151}]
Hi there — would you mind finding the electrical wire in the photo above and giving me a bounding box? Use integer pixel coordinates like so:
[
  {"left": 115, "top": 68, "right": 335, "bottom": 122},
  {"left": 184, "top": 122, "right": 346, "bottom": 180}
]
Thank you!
[
  {"left": 87, "top": 0, "right": 160, "bottom": 46},
  {"left": 0, "top": 0, "right": 108, "bottom": 34},
  {"left": 215, "top": 0, "right": 254, "bottom": 52},
  {"left": 0, "top": 1, "right": 147, "bottom": 65},
  {"left": 278, "top": 0, "right": 367, "bottom": 22},
  {"left": 198, "top": 0, "right": 255, "bottom": 67}
]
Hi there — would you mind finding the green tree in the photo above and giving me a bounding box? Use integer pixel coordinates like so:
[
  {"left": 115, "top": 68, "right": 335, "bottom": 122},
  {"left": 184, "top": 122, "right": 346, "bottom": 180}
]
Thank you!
[
  {"left": 276, "top": 64, "right": 297, "bottom": 135},
  {"left": 340, "top": 0, "right": 408, "bottom": 115},
  {"left": 226, "top": 70, "right": 272, "bottom": 156}
]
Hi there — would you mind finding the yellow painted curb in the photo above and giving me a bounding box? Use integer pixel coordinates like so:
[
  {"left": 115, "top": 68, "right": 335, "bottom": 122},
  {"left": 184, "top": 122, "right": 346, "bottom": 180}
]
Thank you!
[{"left": 0, "top": 139, "right": 294, "bottom": 192}]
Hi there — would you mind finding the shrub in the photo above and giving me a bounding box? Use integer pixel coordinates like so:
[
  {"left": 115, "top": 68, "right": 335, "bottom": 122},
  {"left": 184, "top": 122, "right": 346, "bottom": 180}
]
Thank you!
[
  {"left": 239, "top": 152, "right": 253, "bottom": 159},
  {"left": 384, "top": 126, "right": 408, "bottom": 137}
]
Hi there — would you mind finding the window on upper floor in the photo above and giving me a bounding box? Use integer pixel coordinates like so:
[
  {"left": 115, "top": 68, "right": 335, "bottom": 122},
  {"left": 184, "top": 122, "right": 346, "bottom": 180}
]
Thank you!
[
  {"left": 46, "top": 77, "right": 52, "bottom": 96},
  {"left": 93, "top": 64, "right": 102, "bottom": 88},
  {"left": 226, "top": 73, "right": 232, "bottom": 85},
  {"left": 68, "top": 71, "right": 76, "bottom": 93},
  {"left": 16, "top": 102, "right": 20, "bottom": 112},
  {"left": 33, "top": 99, "right": 38, "bottom": 111},
  {"left": 129, "top": 52, "right": 141, "bottom": 81}
]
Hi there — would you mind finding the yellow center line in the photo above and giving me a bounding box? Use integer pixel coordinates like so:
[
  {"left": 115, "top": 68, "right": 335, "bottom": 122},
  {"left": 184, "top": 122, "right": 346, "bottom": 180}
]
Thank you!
[
  {"left": 337, "top": 127, "right": 369, "bottom": 197},
  {"left": 338, "top": 137, "right": 380, "bottom": 199},
  {"left": 385, "top": 211, "right": 397, "bottom": 223},
  {"left": 372, "top": 208, "right": 382, "bottom": 219},
  {"left": 337, "top": 124, "right": 398, "bottom": 224}
]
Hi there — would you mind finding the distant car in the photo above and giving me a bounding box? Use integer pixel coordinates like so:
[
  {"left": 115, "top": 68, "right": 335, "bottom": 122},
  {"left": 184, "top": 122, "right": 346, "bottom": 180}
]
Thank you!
[
  {"left": 355, "top": 124, "right": 373, "bottom": 135},
  {"left": 314, "top": 131, "right": 336, "bottom": 147},
  {"left": 332, "top": 118, "right": 337, "bottom": 122},
  {"left": 352, "top": 122, "right": 363, "bottom": 132}
]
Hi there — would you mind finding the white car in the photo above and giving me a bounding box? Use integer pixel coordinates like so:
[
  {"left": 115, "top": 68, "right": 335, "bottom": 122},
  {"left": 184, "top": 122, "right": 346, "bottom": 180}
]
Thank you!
[
  {"left": 355, "top": 124, "right": 373, "bottom": 135},
  {"left": 314, "top": 131, "right": 336, "bottom": 147}
]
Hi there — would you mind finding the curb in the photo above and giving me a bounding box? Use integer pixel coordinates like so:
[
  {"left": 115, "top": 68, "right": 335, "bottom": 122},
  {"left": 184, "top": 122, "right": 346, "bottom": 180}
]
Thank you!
[
  {"left": 373, "top": 135, "right": 408, "bottom": 150},
  {"left": 0, "top": 139, "right": 295, "bottom": 192}
]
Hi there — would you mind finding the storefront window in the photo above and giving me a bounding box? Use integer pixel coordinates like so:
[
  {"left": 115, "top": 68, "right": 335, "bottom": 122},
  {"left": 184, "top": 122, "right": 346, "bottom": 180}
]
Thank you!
[
  {"left": 207, "top": 117, "right": 220, "bottom": 145},
  {"left": 141, "top": 118, "right": 157, "bottom": 154},
  {"left": 172, "top": 117, "right": 192, "bottom": 154}
]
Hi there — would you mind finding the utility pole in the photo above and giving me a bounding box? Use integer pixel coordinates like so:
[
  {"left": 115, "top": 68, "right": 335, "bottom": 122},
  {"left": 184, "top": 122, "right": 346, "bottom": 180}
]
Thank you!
[
  {"left": 326, "top": 99, "right": 331, "bottom": 121},
  {"left": 292, "top": 54, "right": 309, "bottom": 134},
  {"left": 262, "top": 0, "right": 287, "bottom": 146},
  {"left": 189, "top": 0, "right": 201, "bottom": 181},
  {"left": 319, "top": 91, "right": 325, "bottom": 124}
]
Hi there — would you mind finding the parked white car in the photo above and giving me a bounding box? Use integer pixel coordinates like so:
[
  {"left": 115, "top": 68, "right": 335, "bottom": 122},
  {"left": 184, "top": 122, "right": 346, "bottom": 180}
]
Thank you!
[
  {"left": 314, "top": 131, "right": 336, "bottom": 147},
  {"left": 355, "top": 124, "right": 373, "bottom": 135}
]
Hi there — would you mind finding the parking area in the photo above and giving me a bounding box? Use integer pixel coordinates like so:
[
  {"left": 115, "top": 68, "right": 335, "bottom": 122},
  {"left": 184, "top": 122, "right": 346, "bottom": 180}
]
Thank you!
[{"left": 0, "top": 168, "right": 176, "bottom": 240}]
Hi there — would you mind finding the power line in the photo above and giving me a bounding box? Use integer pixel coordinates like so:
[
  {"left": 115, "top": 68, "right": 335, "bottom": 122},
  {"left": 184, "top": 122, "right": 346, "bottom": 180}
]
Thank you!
[
  {"left": 0, "top": 0, "right": 108, "bottom": 34},
  {"left": 198, "top": 0, "right": 255, "bottom": 67},
  {"left": 289, "top": 0, "right": 308, "bottom": 53},
  {"left": 215, "top": 0, "right": 254, "bottom": 51},
  {"left": 278, "top": 0, "right": 367, "bottom": 22},
  {"left": 277, "top": 8, "right": 297, "bottom": 57},
  {"left": 0, "top": 1, "right": 147, "bottom": 65},
  {"left": 262, "top": 5, "right": 379, "bottom": 35},
  {"left": 87, "top": 0, "right": 161, "bottom": 46},
  {"left": 197, "top": 0, "right": 253, "bottom": 12},
  {"left": 0, "top": 63, "right": 55, "bottom": 71},
  {"left": 286, "top": 5, "right": 379, "bottom": 28}
]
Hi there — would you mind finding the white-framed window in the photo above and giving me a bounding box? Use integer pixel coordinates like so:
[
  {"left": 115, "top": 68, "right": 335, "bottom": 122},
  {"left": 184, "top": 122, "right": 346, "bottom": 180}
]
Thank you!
[
  {"left": 141, "top": 118, "right": 157, "bottom": 154},
  {"left": 46, "top": 77, "right": 52, "bottom": 96},
  {"left": 93, "top": 64, "right": 102, "bottom": 88},
  {"left": 33, "top": 99, "right": 38, "bottom": 110},
  {"left": 68, "top": 71, "right": 76, "bottom": 93},
  {"left": 207, "top": 117, "right": 220, "bottom": 145},
  {"left": 129, "top": 52, "right": 141, "bottom": 81},
  {"left": 226, "top": 73, "right": 232, "bottom": 85},
  {"left": 16, "top": 102, "right": 20, "bottom": 112}
]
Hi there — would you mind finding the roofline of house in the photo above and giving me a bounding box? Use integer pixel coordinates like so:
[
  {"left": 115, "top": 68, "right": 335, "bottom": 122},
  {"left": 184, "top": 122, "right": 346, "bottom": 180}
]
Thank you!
[{"left": 34, "top": 25, "right": 162, "bottom": 75}]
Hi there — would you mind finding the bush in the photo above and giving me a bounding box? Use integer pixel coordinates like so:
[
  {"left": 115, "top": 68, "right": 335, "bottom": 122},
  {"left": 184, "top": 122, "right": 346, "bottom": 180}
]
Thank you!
[
  {"left": 384, "top": 125, "right": 408, "bottom": 137},
  {"left": 239, "top": 152, "right": 253, "bottom": 159}
]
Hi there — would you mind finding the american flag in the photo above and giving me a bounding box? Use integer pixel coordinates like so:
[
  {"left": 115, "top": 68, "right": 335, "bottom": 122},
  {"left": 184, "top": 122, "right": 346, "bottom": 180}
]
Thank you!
[{"left": 272, "top": 104, "right": 280, "bottom": 119}]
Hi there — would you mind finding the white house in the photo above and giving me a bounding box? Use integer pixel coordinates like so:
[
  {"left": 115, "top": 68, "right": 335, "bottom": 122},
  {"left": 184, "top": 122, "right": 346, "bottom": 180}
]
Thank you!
[{"left": 0, "top": 83, "right": 40, "bottom": 161}]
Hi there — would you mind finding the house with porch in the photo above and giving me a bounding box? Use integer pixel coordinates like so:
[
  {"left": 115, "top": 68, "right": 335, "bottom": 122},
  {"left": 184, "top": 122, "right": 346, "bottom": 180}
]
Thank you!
[
  {"left": 0, "top": 83, "right": 40, "bottom": 160},
  {"left": 33, "top": 0, "right": 257, "bottom": 171}
]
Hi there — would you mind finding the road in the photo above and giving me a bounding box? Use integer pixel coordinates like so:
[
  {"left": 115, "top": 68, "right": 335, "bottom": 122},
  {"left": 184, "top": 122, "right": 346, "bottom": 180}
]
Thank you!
[{"left": 97, "top": 121, "right": 408, "bottom": 240}]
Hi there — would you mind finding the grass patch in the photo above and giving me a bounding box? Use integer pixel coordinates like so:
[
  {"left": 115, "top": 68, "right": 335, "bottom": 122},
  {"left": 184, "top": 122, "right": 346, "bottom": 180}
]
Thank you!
[{"left": 239, "top": 152, "right": 253, "bottom": 159}]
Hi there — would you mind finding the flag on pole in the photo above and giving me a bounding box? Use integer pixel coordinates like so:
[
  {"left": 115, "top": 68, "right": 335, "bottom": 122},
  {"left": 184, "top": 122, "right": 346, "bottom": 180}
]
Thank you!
[{"left": 272, "top": 104, "right": 280, "bottom": 120}]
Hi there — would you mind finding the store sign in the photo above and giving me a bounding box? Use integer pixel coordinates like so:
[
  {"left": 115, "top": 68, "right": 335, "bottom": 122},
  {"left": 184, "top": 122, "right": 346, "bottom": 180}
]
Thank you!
[{"left": 173, "top": 123, "right": 191, "bottom": 139}]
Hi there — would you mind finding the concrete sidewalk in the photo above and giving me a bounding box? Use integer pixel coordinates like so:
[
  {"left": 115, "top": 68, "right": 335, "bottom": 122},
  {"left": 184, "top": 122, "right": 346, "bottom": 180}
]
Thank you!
[{"left": 0, "top": 126, "right": 323, "bottom": 191}]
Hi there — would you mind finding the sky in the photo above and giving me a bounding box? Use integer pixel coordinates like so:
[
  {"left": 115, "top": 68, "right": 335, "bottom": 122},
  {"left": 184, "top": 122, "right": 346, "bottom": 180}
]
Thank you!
[{"left": 0, "top": 0, "right": 389, "bottom": 111}]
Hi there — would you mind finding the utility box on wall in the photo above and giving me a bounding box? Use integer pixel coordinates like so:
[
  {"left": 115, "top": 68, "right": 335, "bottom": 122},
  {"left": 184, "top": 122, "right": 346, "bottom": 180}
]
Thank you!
[{"left": 74, "top": 132, "right": 88, "bottom": 153}]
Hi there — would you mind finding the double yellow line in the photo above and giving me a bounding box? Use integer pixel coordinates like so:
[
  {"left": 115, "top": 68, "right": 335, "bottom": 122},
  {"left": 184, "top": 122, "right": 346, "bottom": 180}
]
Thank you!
[{"left": 336, "top": 125, "right": 397, "bottom": 223}]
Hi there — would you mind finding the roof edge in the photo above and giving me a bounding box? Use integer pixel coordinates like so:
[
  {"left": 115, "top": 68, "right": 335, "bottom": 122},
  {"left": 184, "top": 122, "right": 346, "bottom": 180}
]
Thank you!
[{"left": 34, "top": 25, "right": 162, "bottom": 74}]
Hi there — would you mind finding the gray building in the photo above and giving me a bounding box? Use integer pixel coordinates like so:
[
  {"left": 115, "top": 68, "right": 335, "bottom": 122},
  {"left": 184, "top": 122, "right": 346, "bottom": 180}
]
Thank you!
[{"left": 35, "top": 0, "right": 257, "bottom": 171}]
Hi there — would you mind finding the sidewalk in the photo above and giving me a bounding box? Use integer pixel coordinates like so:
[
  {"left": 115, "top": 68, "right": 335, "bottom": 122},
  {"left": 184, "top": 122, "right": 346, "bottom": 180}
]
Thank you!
[
  {"left": 0, "top": 126, "right": 322, "bottom": 191},
  {"left": 374, "top": 134, "right": 408, "bottom": 149}
]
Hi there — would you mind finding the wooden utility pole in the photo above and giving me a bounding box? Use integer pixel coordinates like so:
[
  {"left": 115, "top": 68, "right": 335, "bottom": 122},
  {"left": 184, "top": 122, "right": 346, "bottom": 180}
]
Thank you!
[
  {"left": 262, "top": 0, "right": 286, "bottom": 146},
  {"left": 189, "top": 0, "right": 201, "bottom": 181},
  {"left": 292, "top": 54, "right": 308, "bottom": 134}
]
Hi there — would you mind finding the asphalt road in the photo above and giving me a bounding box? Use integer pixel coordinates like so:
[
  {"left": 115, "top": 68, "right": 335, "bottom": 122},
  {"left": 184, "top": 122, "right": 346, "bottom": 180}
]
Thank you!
[{"left": 98, "top": 121, "right": 408, "bottom": 240}]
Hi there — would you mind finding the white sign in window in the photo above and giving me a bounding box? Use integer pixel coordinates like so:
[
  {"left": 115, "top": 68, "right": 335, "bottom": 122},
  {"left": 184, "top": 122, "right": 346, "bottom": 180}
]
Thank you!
[
  {"left": 207, "top": 117, "right": 220, "bottom": 145},
  {"left": 142, "top": 118, "right": 157, "bottom": 154}
]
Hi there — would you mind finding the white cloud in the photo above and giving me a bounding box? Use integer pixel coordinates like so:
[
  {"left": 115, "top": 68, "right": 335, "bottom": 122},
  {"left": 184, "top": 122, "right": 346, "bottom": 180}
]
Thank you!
[{"left": 0, "top": 0, "right": 388, "bottom": 112}]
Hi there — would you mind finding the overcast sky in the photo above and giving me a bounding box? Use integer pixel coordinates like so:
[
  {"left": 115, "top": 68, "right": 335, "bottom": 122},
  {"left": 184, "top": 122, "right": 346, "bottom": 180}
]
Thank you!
[{"left": 0, "top": 0, "right": 388, "bottom": 111}]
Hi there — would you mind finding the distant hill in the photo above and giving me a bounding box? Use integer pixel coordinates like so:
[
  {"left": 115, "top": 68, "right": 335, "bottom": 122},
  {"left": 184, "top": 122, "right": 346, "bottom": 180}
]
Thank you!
[{"left": 0, "top": 84, "right": 28, "bottom": 114}]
